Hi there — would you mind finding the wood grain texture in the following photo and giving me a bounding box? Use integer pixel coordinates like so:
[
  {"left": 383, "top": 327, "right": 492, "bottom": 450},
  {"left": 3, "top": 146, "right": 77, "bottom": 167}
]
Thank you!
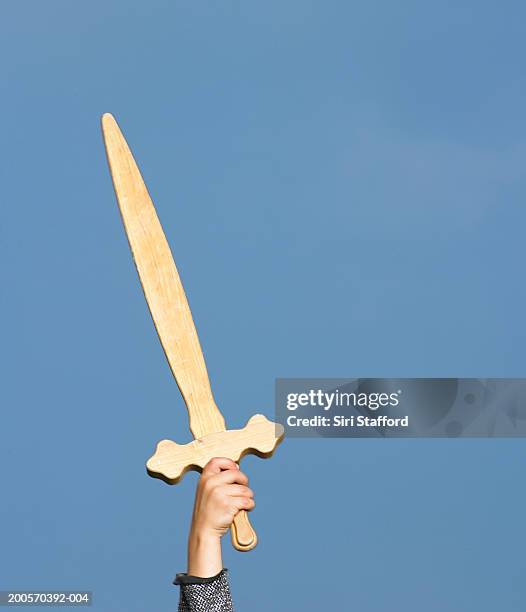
[
  {"left": 102, "top": 112, "right": 225, "bottom": 440},
  {"left": 146, "top": 414, "right": 284, "bottom": 483},
  {"left": 101, "top": 114, "right": 284, "bottom": 551}
]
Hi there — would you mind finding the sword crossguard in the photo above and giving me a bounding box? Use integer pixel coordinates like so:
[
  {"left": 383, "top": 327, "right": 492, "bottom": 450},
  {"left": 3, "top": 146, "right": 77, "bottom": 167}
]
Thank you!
[
  {"left": 147, "top": 414, "right": 284, "bottom": 482},
  {"left": 146, "top": 414, "right": 284, "bottom": 551}
]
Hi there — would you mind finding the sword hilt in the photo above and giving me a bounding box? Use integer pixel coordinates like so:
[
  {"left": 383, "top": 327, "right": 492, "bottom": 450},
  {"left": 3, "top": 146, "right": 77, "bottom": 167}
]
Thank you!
[{"left": 146, "top": 414, "right": 284, "bottom": 551}]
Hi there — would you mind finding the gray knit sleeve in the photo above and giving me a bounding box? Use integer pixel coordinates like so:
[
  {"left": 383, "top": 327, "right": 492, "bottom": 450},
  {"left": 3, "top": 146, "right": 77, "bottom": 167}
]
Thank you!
[{"left": 175, "top": 569, "right": 234, "bottom": 612}]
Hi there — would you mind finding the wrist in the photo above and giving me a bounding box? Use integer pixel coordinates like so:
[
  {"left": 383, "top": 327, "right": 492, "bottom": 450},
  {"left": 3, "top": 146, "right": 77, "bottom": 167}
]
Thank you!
[{"left": 189, "top": 523, "right": 222, "bottom": 544}]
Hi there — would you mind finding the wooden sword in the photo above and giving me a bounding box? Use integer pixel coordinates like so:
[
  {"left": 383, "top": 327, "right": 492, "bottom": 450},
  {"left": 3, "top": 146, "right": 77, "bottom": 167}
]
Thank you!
[{"left": 101, "top": 113, "right": 284, "bottom": 551}]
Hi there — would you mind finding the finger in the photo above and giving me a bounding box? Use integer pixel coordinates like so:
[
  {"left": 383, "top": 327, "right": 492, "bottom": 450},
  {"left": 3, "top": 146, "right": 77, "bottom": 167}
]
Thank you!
[
  {"left": 208, "top": 468, "right": 248, "bottom": 487},
  {"left": 224, "top": 485, "right": 254, "bottom": 498},
  {"left": 230, "top": 496, "right": 256, "bottom": 512},
  {"left": 202, "top": 457, "right": 239, "bottom": 476}
]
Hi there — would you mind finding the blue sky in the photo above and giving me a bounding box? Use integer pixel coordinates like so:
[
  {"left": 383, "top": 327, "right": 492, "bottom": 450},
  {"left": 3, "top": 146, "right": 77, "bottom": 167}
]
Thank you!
[{"left": 1, "top": 2, "right": 526, "bottom": 610}]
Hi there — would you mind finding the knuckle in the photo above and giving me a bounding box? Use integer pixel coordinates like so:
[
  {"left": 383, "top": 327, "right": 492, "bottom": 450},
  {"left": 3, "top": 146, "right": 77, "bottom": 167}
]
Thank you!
[
  {"left": 206, "top": 482, "right": 215, "bottom": 495},
  {"left": 217, "top": 490, "right": 229, "bottom": 503},
  {"left": 210, "top": 486, "right": 223, "bottom": 500},
  {"left": 202, "top": 478, "right": 213, "bottom": 492}
]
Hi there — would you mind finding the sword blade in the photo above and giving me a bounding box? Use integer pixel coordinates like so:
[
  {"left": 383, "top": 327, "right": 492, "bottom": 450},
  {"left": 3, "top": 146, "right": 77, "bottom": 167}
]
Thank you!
[{"left": 101, "top": 113, "right": 225, "bottom": 439}]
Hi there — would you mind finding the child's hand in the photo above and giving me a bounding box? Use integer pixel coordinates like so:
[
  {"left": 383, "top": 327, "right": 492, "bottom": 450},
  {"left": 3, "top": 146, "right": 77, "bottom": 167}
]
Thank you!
[
  {"left": 191, "top": 457, "right": 255, "bottom": 538},
  {"left": 187, "top": 457, "right": 255, "bottom": 577}
]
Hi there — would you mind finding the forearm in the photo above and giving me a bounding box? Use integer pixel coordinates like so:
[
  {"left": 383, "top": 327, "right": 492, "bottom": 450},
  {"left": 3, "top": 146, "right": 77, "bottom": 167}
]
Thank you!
[
  {"left": 187, "top": 529, "right": 223, "bottom": 577},
  {"left": 177, "top": 531, "right": 232, "bottom": 611}
]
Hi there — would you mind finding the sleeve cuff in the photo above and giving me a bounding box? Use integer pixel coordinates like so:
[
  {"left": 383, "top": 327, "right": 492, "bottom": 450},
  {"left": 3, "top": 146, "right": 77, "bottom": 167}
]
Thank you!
[{"left": 174, "top": 568, "right": 228, "bottom": 586}]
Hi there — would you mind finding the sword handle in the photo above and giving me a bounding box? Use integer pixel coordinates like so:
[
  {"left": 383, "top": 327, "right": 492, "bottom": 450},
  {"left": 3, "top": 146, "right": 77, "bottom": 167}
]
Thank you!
[{"left": 231, "top": 511, "right": 257, "bottom": 551}]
